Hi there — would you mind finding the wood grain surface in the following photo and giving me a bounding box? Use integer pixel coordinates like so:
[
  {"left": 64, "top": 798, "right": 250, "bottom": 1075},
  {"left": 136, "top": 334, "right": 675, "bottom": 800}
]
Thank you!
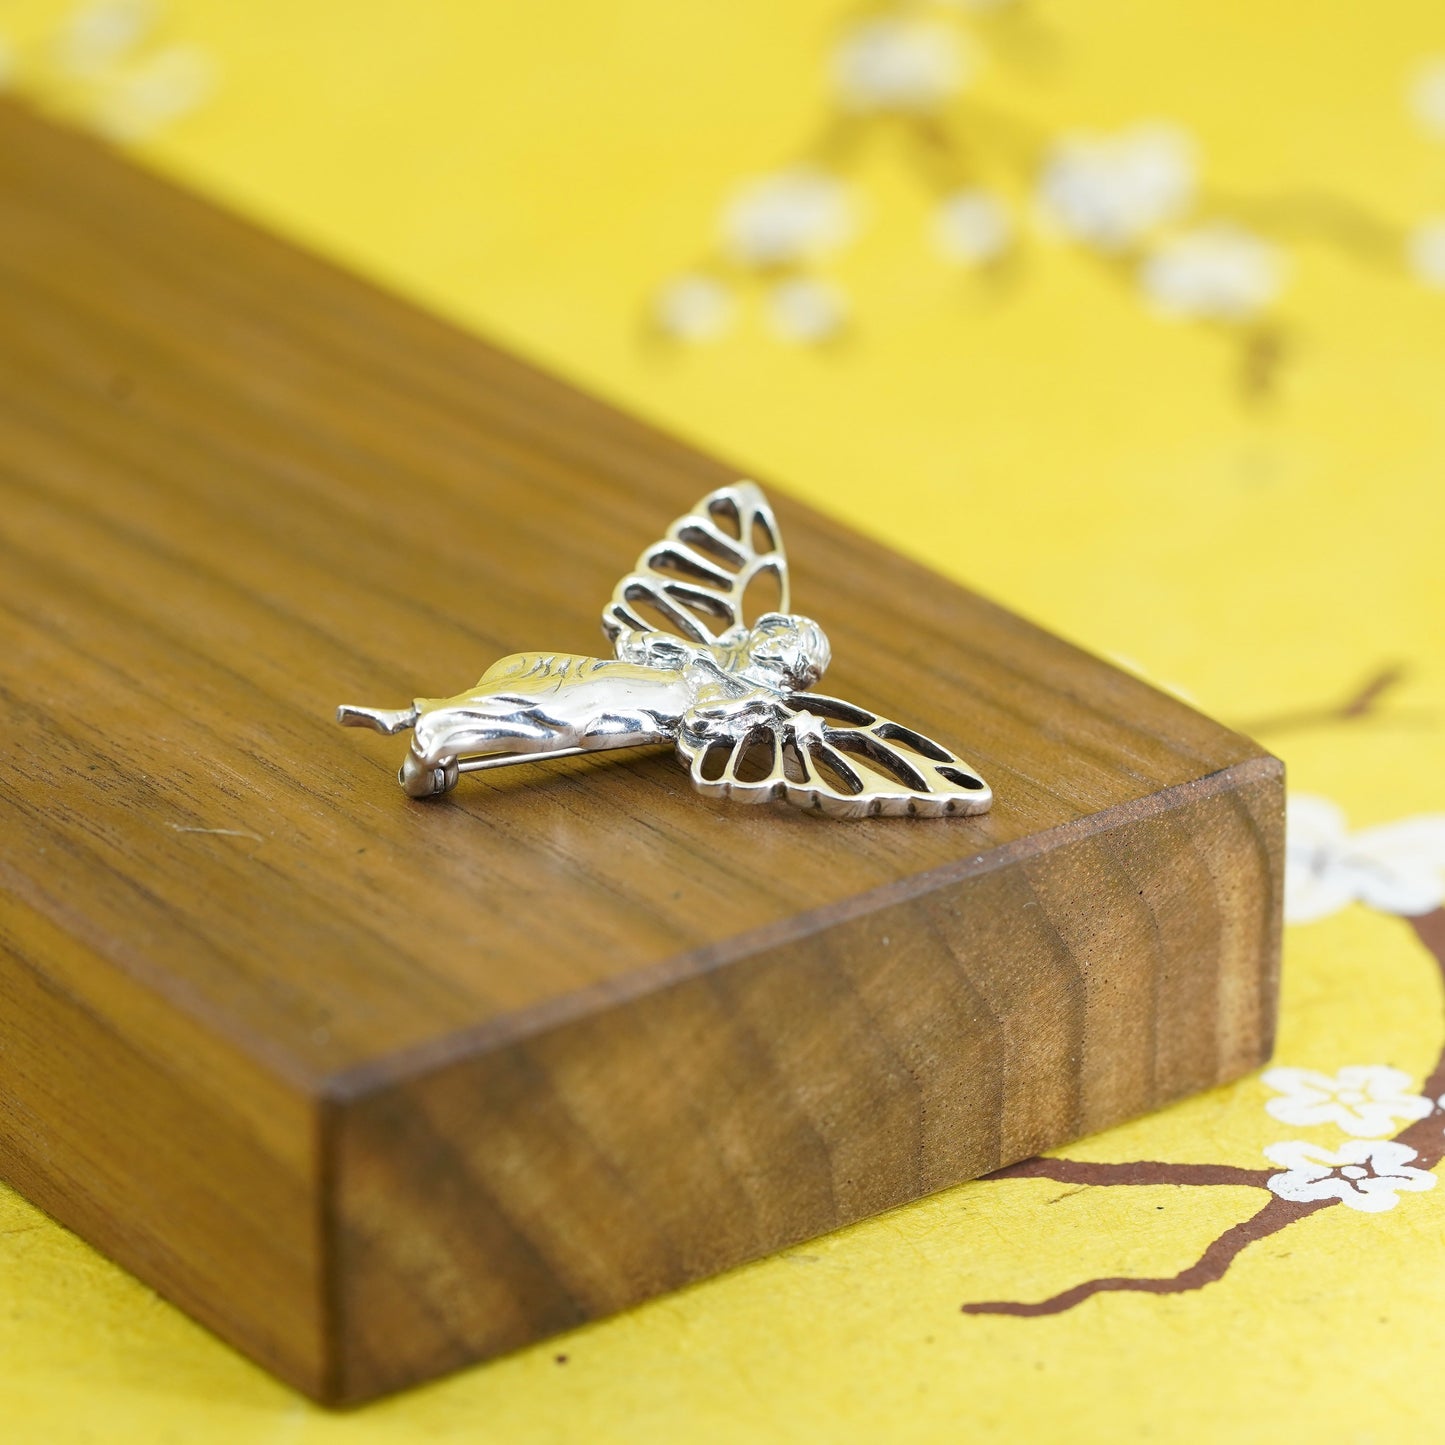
[{"left": 0, "top": 100, "right": 1283, "bottom": 1403}]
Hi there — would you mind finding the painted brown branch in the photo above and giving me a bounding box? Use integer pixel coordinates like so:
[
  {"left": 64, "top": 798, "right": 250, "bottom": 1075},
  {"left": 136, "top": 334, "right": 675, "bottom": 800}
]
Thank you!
[
  {"left": 1201, "top": 186, "right": 1405, "bottom": 270},
  {"left": 1238, "top": 664, "right": 1410, "bottom": 737},
  {"left": 989, "top": 1156, "right": 1271, "bottom": 1188},
  {"left": 964, "top": 906, "right": 1445, "bottom": 1319},
  {"left": 1238, "top": 323, "right": 1289, "bottom": 404},
  {"left": 1396, "top": 908, "right": 1445, "bottom": 1171},
  {"left": 962, "top": 1195, "right": 1332, "bottom": 1317}
]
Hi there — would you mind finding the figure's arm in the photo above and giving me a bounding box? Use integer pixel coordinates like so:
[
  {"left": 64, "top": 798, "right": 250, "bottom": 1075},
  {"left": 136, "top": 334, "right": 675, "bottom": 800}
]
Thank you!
[
  {"left": 612, "top": 627, "right": 704, "bottom": 671},
  {"left": 613, "top": 628, "right": 756, "bottom": 706}
]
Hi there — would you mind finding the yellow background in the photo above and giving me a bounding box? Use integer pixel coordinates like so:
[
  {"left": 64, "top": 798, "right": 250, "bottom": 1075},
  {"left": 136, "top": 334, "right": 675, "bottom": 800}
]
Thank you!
[{"left": 3, "top": 1, "right": 1445, "bottom": 1440}]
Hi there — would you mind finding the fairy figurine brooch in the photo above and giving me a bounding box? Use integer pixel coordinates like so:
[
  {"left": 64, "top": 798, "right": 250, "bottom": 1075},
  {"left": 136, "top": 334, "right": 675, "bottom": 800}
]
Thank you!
[{"left": 338, "top": 483, "right": 992, "bottom": 819}]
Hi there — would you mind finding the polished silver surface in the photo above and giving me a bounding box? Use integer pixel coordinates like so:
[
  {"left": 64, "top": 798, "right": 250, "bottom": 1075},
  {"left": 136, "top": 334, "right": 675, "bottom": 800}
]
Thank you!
[{"left": 337, "top": 483, "right": 993, "bottom": 818}]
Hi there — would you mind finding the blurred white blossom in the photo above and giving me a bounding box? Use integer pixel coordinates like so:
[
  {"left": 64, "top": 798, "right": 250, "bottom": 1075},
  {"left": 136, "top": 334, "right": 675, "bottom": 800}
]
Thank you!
[
  {"left": 1409, "top": 220, "right": 1445, "bottom": 289},
  {"left": 1141, "top": 224, "right": 1286, "bottom": 320},
  {"left": 831, "top": 18, "right": 971, "bottom": 114},
  {"left": 1262, "top": 1066, "right": 1434, "bottom": 1138},
  {"left": 1040, "top": 124, "right": 1196, "bottom": 251},
  {"left": 57, "top": 0, "right": 154, "bottom": 76},
  {"left": 722, "top": 170, "right": 856, "bottom": 267},
  {"left": 1104, "top": 652, "right": 1198, "bottom": 704},
  {"left": 1409, "top": 56, "right": 1445, "bottom": 139},
  {"left": 1285, "top": 796, "right": 1445, "bottom": 923},
  {"left": 15, "top": 1, "right": 216, "bottom": 141},
  {"left": 1265, "top": 1140, "right": 1437, "bottom": 1214},
  {"left": 653, "top": 275, "right": 735, "bottom": 342},
  {"left": 766, "top": 276, "right": 848, "bottom": 342},
  {"left": 92, "top": 42, "right": 213, "bottom": 141},
  {"left": 934, "top": 189, "right": 1012, "bottom": 264}
]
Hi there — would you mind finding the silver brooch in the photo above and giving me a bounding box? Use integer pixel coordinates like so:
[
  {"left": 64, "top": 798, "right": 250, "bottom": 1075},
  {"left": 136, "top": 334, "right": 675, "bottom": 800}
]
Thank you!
[{"left": 338, "top": 483, "right": 992, "bottom": 818}]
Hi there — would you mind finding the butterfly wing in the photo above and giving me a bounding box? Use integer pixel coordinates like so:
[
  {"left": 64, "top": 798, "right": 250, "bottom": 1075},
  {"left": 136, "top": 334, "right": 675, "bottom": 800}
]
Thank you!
[
  {"left": 677, "top": 693, "right": 992, "bottom": 819},
  {"left": 602, "top": 482, "right": 789, "bottom": 650}
]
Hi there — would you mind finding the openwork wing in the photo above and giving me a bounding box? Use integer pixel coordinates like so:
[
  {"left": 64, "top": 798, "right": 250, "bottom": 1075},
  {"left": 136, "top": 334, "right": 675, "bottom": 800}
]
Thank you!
[
  {"left": 602, "top": 482, "right": 789, "bottom": 649},
  {"left": 677, "top": 694, "right": 992, "bottom": 819}
]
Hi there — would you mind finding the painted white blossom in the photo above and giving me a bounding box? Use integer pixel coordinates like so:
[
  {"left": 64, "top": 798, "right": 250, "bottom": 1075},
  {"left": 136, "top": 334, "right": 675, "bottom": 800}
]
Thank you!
[
  {"left": 1409, "top": 57, "right": 1445, "bottom": 139},
  {"left": 1409, "top": 220, "right": 1445, "bottom": 289},
  {"left": 1103, "top": 652, "right": 1198, "bottom": 705},
  {"left": 1141, "top": 224, "right": 1286, "bottom": 321},
  {"left": 766, "top": 276, "right": 848, "bottom": 343},
  {"left": 91, "top": 42, "right": 213, "bottom": 141},
  {"left": 1039, "top": 124, "right": 1196, "bottom": 252},
  {"left": 1262, "top": 1066, "right": 1434, "bottom": 1138},
  {"left": 57, "top": 0, "right": 154, "bottom": 76},
  {"left": 1285, "top": 796, "right": 1445, "bottom": 923},
  {"left": 1265, "top": 1140, "right": 1436, "bottom": 1213},
  {"left": 721, "top": 170, "right": 855, "bottom": 268},
  {"left": 831, "top": 18, "right": 970, "bottom": 115},
  {"left": 653, "top": 275, "right": 735, "bottom": 342},
  {"left": 934, "top": 189, "right": 1012, "bottom": 264}
]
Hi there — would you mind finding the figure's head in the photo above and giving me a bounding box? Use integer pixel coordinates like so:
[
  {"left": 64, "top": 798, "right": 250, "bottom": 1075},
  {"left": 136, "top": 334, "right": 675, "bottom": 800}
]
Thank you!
[{"left": 742, "top": 613, "right": 831, "bottom": 692}]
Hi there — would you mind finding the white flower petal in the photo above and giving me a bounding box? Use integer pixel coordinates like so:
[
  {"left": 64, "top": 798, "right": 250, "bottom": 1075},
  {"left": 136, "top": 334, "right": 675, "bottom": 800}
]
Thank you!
[
  {"left": 1267, "top": 1168, "right": 1353, "bottom": 1205},
  {"left": 1326, "top": 818, "right": 1445, "bottom": 916},
  {"left": 831, "top": 18, "right": 970, "bottom": 114},
  {"left": 58, "top": 0, "right": 154, "bottom": 76},
  {"left": 1281, "top": 797, "right": 1445, "bottom": 922},
  {"left": 1262, "top": 1065, "right": 1433, "bottom": 1136},
  {"left": 654, "top": 275, "right": 735, "bottom": 342},
  {"left": 1409, "top": 57, "right": 1445, "bottom": 139},
  {"left": 1264, "top": 1098, "right": 1349, "bottom": 1128},
  {"left": 1357, "top": 816, "right": 1445, "bottom": 853},
  {"left": 1409, "top": 220, "right": 1445, "bottom": 289},
  {"left": 1284, "top": 859, "right": 1359, "bottom": 924},
  {"left": 93, "top": 43, "right": 215, "bottom": 142},
  {"left": 1339, "top": 1065, "right": 1417, "bottom": 1095},
  {"left": 1287, "top": 796, "right": 1350, "bottom": 848},
  {"left": 934, "top": 189, "right": 1012, "bottom": 264},
  {"left": 1266, "top": 1139, "right": 1437, "bottom": 1212},
  {"left": 1351, "top": 863, "right": 1445, "bottom": 917},
  {"left": 1352, "top": 816, "right": 1445, "bottom": 869},
  {"left": 1343, "top": 1160, "right": 1436, "bottom": 1211},
  {"left": 1349, "top": 1105, "right": 1424, "bottom": 1137},
  {"left": 1264, "top": 1140, "right": 1338, "bottom": 1174},
  {"left": 766, "top": 277, "right": 848, "bottom": 343},
  {"left": 1039, "top": 124, "right": 1195, "bottom": 251},
  {"left": 722, "top": 171, "right": 856, "bottom": 268},
  {"left": 1141, "top": 224, "right": 1286, "bottom": 321},
  {"left": 1332, "top": 1182, "right": 1409, "bottom": 1212},
  {"left": 1353, "top": 1140, "right": 1426, "bottom": 1172},
  {"left": 1262, "top": 1066, "right": 1341, "bottom": 1097}
]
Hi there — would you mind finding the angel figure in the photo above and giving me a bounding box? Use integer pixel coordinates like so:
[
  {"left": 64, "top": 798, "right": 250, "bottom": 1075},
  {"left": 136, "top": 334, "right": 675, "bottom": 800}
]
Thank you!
[{"left": 338, "top": 483, "right": 992, "bottom": 818}]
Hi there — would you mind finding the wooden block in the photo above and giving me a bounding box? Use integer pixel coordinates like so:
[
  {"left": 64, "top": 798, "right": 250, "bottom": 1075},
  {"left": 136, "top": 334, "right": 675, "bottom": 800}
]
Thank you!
[{"left": 0, "top": 101, "right": 1283, "bottom": 1405}]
